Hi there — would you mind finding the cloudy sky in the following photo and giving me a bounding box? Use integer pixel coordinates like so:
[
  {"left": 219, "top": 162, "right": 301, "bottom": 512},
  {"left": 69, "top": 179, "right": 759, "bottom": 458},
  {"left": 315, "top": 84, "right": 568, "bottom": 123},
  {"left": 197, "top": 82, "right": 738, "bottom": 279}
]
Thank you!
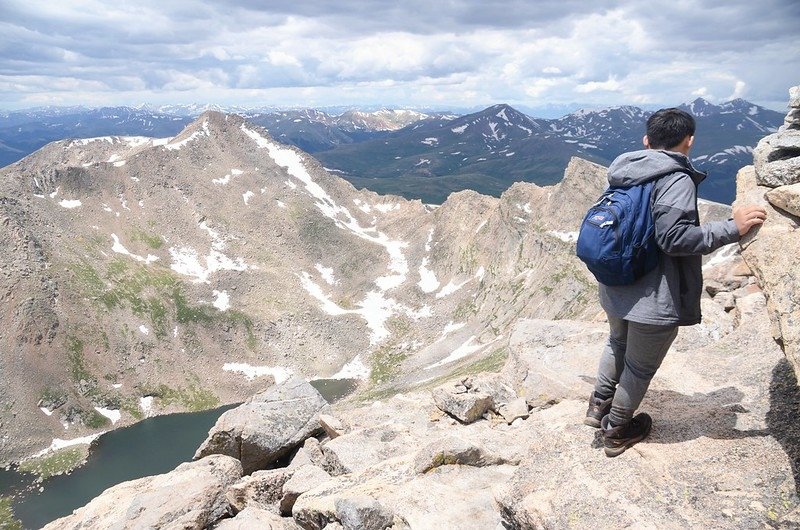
[{"left": 1, "top": 0, "right": 798, "bottom": 115}]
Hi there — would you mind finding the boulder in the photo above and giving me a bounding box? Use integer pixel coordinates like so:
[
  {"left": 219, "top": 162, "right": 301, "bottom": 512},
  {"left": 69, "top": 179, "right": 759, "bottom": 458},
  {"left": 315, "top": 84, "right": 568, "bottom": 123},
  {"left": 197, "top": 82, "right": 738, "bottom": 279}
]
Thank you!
[
  {"left": 43, "top": 455, "right": 242, "bottom": 530},
  {"left": 413, "top": 436, "right": 509, "bottom": 474},
  {"left": 432, "top": 383, "right": 493, "bottom": 424},
  {"left": 753, "top": 130, "right": 800, "bottom": 187},
  {"left": 226, "top": 468, "right": 293, "bottom": 513},
  {"left": 790, "top": 85, "right": 800, "bottom": 109},
  {"left": 335, "top": 496, "right": 395, "bottom": 530},
  {"left": 737, "top": 165, "right": 800, "bottom": 379},
  {"left": 766, "top": 182, "right": 800, "bottom": 217},
  {"left": 280, "top": 464, "right": 332, "bottom": 515},
  {"left": 214, "top": 506, "right": 300, "bottom": 529},
  {"left": 195, "top": 377, "right": 329, "bottom": 474}
]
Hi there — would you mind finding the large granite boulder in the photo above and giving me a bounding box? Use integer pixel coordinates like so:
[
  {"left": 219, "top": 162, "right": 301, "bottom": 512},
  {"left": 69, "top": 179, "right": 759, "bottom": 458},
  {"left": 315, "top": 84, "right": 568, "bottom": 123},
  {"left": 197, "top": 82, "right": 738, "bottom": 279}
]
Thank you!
[
  {"left": 43, "top": 455, "right": 242, "bottom": 530},
  {"left": 753, "top": 130, "right": 800, "bottom": 187},
  {"left": 195, "top": 377, "right": 329, "bottom": 474},
  {"left": 737, "top": 165, "right": 800, "bottom": 379}
]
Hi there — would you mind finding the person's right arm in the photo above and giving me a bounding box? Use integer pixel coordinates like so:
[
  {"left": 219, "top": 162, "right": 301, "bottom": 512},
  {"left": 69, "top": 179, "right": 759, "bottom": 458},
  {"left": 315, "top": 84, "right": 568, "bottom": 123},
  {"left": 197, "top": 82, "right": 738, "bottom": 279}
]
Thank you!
[{"left": 652, "top": 173, "right": 743, "bottom": 256}]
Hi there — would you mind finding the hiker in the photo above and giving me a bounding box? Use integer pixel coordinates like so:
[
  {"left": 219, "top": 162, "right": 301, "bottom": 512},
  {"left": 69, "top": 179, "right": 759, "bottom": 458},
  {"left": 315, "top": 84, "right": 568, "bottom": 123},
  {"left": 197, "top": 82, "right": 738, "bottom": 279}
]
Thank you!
[{"left": 584, "top": 107, "right": 767, "bottom": 457}]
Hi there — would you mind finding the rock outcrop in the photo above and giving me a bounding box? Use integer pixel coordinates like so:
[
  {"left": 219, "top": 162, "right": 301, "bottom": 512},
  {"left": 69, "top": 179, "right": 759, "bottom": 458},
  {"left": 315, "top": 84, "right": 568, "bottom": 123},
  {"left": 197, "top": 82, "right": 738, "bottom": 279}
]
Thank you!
[
  {"left": 42, "top": 455, "right": 242, "bottom": 530},
  {"left": 739, "top": 85, "right": 800, "bottom": 380}
]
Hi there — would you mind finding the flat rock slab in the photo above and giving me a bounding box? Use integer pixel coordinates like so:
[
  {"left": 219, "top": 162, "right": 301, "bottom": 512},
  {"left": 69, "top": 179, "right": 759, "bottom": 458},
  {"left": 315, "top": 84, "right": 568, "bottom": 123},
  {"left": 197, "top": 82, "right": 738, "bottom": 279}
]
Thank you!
[
  {"left": 214, "top": 506, "right": 301, "bottom": 529},
  {"left": 766, "top": 182, "right": 800, "bottom": 217},
  {"left": 196, "top": 376, "right": 329, "bottom": 474},
  {"left": 43, "top": 455, "right": 242, "bottom": 530}
]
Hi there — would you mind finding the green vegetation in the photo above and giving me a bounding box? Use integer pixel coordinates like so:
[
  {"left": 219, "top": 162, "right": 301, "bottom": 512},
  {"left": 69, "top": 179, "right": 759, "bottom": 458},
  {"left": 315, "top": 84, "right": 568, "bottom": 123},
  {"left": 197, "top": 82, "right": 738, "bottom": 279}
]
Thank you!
[
  {"left": 458, "top": 244, "right": 478, "bottom": 275},
  {"left": 143, "top": 380, "right": 219, "bottom": 412},
  {"left": 368, "top": 344, "right": 409, "bottom": 386},
  {"left": 131, "top": 229, "right": 164, "bottom": 249},
  {"left": 0, "top": 497, "right": 22, "bottom": 530},
  {"left": 452, "top": 298, "right": 478, "bottom": 320},
  {"left": 70, "top": 259, "right": 258, "bottom": 344},
  {"left": 18, "top": 446, "right": 88, "bottom": 481},
  {"left": 66, "top": 336, "right": 92, "bottom": 383},
  {"left": 119, "top": 396, "right": 144, "bottom": 420}
]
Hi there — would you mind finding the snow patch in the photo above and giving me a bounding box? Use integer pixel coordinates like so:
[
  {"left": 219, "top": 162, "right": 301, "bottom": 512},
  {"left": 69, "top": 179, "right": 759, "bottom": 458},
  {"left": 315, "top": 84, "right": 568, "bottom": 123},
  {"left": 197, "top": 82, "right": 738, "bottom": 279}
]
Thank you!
[
  {"left": 451, "top": 124, "right": 468, "bottom": 134},
  {"left": 421, "top": 137, "right": 438, "bottom": 146},
  {"left": 213, "top": 174, "right": 231, "bottom": 185},
  {"left": 111, "top": 234, "right": 159, "bottom": 264},
  {"left": 548, "top": 230, "right": 579, "bottom": 243},
  {"left": 168, "top": 246, "right": 248, "bottom": 284},
  {"left": 243, "top": 191, "right": 255, "bottom": 205},
  {"left": 94, "top": 407, "right": 121, "bottom": 424},
  {"left": 223, "top": 363, "right": 293, "bottom": 383},
  {"left": 32, "top": 433, "right": 106, "bottom": 458},
  {"left": 442, "top": 321, "right": 465, "bottom": 336},
  {"left": 140, "top": 396, "right": 154, "bottom": 416},
  {"left": 436, "top": 278, "right": 471, "bottom": 298},
  {"left": 111, "top": 234, "right": 159, "bottom": 265},
  {"left": 139, "top": 325, "right": 149, "bottom": 335},
  {"left": 165, "top": 120, "right": 209, "bottom": 150},
  {"left": 330, "top": 355, "right": 370, "bottom": 380},
  {"left": 299, "top": 272, "right": 429, "bottom": 345},
  {"left": 315, "top": 264, "right": 337, "bottom": 285},
  {"left": 425, "top": 335, "right": 503, "bottom": 370},
  {"left": 277, "top": 200, "right": 287, "bottom": 208},
  {"left": 418, "top": 257, "right": 440, "bottom": 293},
  {"left": 40, "top": 407, "right": 53, "bottom": 416},
  {"left": 59, "top": 199, "right": 82, "bottom": 209},
  {"left": 212, "top": 290, "right": 230, "bottom": 311}
]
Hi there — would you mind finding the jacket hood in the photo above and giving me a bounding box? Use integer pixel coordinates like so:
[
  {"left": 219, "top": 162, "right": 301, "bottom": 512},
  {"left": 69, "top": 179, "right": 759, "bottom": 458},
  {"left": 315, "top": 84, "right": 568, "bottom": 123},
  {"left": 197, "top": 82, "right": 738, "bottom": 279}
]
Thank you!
[{"left": 607, "top": 149, "right": 705, "bottom": 187}]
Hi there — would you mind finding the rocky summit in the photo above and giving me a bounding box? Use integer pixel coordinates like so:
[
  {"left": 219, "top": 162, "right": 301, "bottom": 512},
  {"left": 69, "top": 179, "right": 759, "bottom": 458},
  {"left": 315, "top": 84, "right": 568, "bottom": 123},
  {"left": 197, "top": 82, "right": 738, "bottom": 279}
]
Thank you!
[{"left": 6, "top": 86, "right": 800, "bottom": 529}]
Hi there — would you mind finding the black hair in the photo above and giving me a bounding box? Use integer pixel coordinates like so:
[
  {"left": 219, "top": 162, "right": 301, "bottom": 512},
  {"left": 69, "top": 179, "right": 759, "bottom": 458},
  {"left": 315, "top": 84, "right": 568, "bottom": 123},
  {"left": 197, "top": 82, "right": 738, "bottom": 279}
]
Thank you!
[{"left": 646, "top": 108, "right": 696, "bottom": 150}]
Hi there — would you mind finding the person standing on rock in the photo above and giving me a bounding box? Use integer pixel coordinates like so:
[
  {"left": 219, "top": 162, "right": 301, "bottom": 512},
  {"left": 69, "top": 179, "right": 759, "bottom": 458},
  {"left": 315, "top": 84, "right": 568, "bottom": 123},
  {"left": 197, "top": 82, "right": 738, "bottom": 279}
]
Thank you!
[{"left": 584, "top": 108, "right": 767, "bottom": 456}]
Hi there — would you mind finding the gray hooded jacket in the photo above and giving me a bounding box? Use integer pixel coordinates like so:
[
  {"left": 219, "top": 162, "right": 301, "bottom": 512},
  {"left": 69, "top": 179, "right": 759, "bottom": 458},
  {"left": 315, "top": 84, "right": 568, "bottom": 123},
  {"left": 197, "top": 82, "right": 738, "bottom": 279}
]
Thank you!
[{"left": 598, "top": 149, "right": 740, "bottom": 326}]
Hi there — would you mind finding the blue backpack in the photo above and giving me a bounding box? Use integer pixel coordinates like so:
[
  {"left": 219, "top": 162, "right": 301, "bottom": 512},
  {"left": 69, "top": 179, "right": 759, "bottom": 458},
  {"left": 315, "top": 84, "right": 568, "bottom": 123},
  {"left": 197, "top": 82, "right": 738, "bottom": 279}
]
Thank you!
[{"left": 576, "top": 180, "right": 660, "bottom": 286}]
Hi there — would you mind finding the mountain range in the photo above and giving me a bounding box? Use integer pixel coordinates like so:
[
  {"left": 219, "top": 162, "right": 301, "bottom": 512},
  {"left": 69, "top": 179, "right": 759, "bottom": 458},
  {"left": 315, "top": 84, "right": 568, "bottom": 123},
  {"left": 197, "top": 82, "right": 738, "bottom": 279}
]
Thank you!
[{"left": 0, "top": 98, "right": 784, "bottom": 205}]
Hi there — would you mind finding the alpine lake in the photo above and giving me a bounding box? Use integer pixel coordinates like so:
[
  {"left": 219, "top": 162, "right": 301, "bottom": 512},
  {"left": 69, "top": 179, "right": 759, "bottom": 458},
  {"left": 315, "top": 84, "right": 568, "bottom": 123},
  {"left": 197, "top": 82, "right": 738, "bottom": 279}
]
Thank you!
[{"left": 0, "top": 377, "right": 358, "bottom": 529}]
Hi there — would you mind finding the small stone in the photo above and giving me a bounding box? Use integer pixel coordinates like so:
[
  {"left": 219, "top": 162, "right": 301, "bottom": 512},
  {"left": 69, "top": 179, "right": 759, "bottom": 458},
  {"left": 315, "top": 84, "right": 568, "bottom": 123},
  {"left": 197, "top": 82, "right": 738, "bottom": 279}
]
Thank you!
[
  {"left": 722, "top": 509, "right": 734, "bottom": 518},
  {"left": 335, "top": 496, "right": 394, "bottom": 530},
  {"left": 499, "top": 397, "right": 530, "bottom": 424},
  {"left": 319, "top": 414, "right": 347, "bottom": 439}
]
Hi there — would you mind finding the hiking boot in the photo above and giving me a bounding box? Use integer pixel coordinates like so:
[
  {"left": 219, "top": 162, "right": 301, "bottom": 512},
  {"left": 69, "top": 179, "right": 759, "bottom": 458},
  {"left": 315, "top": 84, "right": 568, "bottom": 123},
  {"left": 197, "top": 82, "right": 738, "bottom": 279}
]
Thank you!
[
  {"left": 601, "top": 412, "right": 652, "bottom": 457},
  {"left": 583, "top": 392, "right": 613, "bottom": 428}
]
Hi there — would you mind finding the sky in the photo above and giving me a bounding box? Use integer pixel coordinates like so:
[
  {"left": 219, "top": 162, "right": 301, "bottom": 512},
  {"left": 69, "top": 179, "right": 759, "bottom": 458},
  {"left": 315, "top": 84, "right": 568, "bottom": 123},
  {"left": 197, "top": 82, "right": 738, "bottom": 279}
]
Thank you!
[{"left": 1, "top": 0, "right": 799, "bottom": 116}]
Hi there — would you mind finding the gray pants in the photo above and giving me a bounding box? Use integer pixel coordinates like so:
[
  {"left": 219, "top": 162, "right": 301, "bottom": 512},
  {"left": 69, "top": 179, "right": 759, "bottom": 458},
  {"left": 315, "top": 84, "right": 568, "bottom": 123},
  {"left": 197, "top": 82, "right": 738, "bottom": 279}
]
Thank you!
[{"left": 594, "top": 314, "right": 679, "bottom": 426}]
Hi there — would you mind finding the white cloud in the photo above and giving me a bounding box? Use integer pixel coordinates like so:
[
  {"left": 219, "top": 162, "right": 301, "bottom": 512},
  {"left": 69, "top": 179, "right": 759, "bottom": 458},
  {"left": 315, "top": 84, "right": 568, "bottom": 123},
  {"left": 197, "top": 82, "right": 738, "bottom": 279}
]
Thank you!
[{"left": 0, "top": 1, "right": 796, "bottom": 110}]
